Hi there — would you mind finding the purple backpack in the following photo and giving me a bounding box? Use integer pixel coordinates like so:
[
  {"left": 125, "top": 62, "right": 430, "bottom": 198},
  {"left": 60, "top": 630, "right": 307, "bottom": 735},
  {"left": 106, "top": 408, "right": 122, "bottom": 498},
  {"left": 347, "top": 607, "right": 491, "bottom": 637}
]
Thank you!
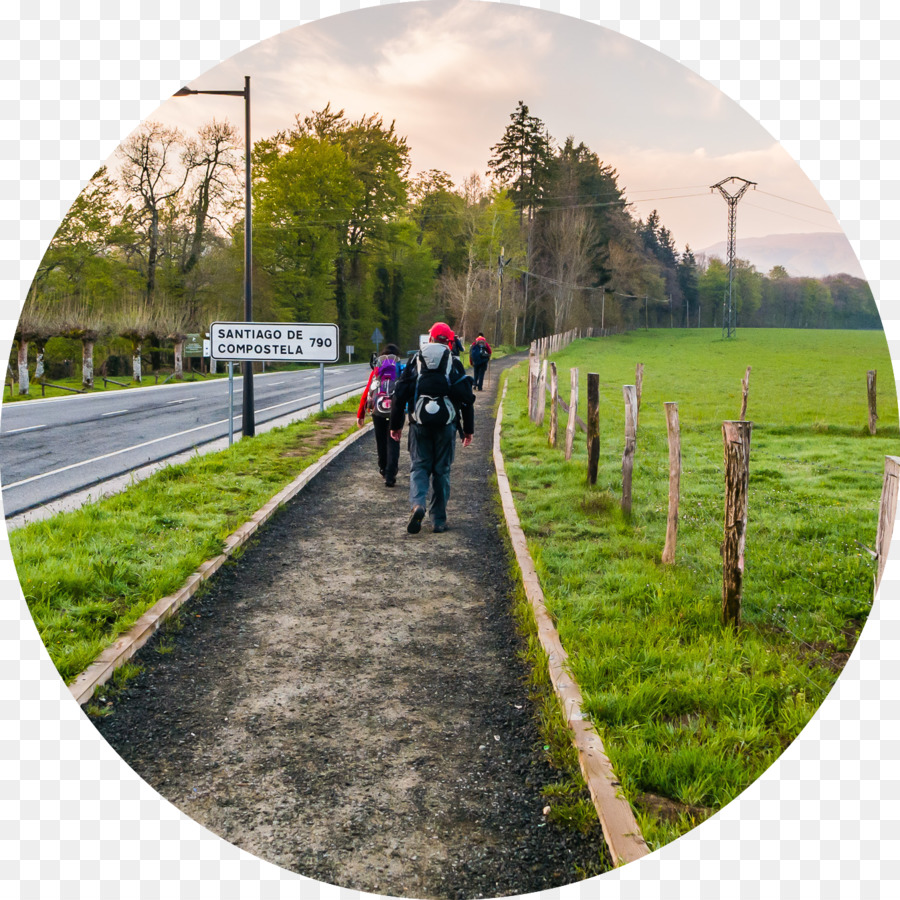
[{"left": 368, "top": 354, "right": 400, "bottom": 417}]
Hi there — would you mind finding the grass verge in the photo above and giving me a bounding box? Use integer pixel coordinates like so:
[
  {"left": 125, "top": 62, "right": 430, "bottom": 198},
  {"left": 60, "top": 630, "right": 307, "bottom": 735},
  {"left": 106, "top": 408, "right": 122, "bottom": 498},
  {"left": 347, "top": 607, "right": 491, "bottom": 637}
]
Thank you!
[
  {"left": 11, "top": 397, "right": 361, "bottom": 683},
  {"left": 499, "top": 328, "right": 897, "bottom": 850}
]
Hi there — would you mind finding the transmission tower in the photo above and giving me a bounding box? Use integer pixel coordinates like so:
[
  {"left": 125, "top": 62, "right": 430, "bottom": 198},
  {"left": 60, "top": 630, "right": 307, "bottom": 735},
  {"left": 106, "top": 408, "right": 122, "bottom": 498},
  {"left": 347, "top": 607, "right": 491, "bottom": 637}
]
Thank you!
[{"left": 711, "top": 176, "right": 756, "bottom": 338}]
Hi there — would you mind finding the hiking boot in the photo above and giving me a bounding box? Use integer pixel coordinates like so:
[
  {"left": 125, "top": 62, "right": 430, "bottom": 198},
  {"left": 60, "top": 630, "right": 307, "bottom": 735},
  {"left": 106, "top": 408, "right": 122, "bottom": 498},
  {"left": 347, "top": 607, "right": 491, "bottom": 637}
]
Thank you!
[
  {"left": 432, "top": 523, "right": 447, "bottom": 533},
  {"left": 407, "top": 506, "right": 425, "bottom": 534},
  {"left": 385, "top": 477, "right": 396, "bottom": 487}
]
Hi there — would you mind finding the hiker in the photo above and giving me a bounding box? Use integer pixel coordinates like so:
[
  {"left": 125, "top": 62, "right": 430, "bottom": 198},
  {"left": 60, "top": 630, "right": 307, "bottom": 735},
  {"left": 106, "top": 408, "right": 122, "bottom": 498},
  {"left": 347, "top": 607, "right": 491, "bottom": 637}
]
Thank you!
[
  {"left": 357, "top": 343, "right": 403, "bottom": 487},
  {"left": 469, "top": 333, "right": 492, "bottom": 391},
  {"left": 390, "top": 322, "right": 474, "bottom": 534},
  {"left": 451, "top": 333, "right": 465, "bottom": 357}
]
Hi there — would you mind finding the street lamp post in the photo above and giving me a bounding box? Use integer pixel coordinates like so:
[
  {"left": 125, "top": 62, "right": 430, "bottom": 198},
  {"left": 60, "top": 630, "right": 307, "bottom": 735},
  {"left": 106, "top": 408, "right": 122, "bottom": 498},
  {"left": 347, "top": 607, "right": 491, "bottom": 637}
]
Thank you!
[{"left": 174, "top": 75, "right": 255, "bottom": 437}]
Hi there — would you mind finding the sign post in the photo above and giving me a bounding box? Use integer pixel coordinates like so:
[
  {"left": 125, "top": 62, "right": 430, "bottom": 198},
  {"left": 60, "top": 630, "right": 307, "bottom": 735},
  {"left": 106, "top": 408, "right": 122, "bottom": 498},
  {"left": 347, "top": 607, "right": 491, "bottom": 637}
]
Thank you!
[{"left": 228, "top": 361, "right": 234, "bottom": 446}]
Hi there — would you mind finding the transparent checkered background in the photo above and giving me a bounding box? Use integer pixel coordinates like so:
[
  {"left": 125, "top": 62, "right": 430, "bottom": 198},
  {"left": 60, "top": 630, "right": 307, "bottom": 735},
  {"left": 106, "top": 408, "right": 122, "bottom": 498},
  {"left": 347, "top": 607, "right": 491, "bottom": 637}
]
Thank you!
[{"left": 1, "top": 1, "right": 897, "bottom": 897}]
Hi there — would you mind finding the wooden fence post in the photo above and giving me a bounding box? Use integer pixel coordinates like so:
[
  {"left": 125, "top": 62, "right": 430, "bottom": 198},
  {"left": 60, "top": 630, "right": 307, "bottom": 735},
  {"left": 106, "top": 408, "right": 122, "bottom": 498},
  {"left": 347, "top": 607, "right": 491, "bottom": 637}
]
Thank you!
[
  {"left": 587, "top": 373, "right": 600, "bottom": 485},
  {"left": 529, "top": 349, "right": 541, "bottom": 422},
  {"left": 536, "top": 360, "right": 548, "bottom": 425},
  {"left": 722, "top": 420, "right": 752, "bottom": 626},
  {"left": 622, "top": 385, "right": 638, "bottom": 515},
  {"left": 527, "top": 344, "right": 535, "bottom": 417},
  {"left": 565, "top": 367, "right": 579, "bottom": 461},
  {"left": 635, "top": 363, "right": 644, "bottom": 424},
  {"left": 549, "top": 362, "right": 559, "bottom": 447},
  {"left": 662, "top": 402, "right": 681, "bottom": 564},
  {"left": 876, "top": 455, "right": 900, "bottom": 593},
  {"left": 867, "top": 370, "right": 877, "bottom": 435},
  {"left": 740, "top": 366, "right": 751, "bottom": 421}
]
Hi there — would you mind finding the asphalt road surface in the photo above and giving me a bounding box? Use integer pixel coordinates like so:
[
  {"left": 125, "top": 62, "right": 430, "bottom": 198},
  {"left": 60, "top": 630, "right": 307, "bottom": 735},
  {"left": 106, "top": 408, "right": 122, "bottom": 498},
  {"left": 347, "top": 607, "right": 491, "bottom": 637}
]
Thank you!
[{"left": 0, "top": 364, "right": 369, "bottom": 517}]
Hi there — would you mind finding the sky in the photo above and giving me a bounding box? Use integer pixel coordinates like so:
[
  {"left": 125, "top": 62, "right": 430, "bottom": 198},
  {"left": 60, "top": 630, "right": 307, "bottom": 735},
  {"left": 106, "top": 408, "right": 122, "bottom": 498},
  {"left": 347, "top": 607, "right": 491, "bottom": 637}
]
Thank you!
[{"left": 147, "top": 0, "right": 846, "bottom": 256}]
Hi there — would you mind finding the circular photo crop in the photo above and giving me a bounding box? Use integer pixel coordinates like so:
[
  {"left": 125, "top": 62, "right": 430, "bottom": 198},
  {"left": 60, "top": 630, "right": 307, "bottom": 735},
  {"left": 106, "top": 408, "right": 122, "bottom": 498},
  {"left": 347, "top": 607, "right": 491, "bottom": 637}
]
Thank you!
[{"left": 2, "top": 2, "right": 894, "bottom": 896}]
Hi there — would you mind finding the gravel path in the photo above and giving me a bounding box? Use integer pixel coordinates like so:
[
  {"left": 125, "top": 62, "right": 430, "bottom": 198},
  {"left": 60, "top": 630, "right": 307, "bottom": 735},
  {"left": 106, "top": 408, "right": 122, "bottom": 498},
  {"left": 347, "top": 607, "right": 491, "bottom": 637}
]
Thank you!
[{"left": 91, "top": 355, "right": 610, "bottom": 898}]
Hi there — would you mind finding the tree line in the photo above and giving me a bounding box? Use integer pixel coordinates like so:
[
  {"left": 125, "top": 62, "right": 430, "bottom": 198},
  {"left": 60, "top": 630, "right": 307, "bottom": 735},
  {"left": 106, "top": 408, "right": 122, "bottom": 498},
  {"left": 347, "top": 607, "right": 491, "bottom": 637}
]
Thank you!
[{"left": 12, "top": 100, "right": 878, "bottom": 394}]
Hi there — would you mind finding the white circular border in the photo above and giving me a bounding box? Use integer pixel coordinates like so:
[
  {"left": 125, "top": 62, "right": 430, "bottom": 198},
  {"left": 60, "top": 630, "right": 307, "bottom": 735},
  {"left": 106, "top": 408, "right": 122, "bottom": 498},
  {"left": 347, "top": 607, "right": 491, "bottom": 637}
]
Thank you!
[{"left": 1, "top": 1, "right": 897, "bottom": 897}]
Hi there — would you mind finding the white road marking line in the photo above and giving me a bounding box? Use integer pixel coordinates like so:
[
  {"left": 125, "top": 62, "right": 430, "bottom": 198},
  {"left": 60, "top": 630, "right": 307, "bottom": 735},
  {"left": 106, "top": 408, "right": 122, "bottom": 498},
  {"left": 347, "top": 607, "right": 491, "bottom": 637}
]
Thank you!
[
  {"left": 2, "top": 424, "right": 48, "bottom": 435},
  {"left": 167, "top": 397, "right": 197, "bottom": 404},
  {"left": 101, "top": 410, "right": 129, "bottom": 417}
]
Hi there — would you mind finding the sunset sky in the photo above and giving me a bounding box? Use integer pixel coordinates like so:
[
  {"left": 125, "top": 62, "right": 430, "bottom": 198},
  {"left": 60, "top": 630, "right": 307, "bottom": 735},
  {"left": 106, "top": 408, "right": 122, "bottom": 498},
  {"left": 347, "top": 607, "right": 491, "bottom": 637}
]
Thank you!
[{"left": 147, "top": 0, "right": 845, "bottom": 255}]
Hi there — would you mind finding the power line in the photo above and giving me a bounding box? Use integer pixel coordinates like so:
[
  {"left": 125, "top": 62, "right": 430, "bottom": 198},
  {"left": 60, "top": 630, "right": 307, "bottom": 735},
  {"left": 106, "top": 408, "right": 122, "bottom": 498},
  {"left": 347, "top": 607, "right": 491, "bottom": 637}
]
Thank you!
[
  {"left": 755, "top": 189, "right": 833, "bottom": 214},
  {"left": 741, "top": 198, "right": 844, "bottom": 232}
]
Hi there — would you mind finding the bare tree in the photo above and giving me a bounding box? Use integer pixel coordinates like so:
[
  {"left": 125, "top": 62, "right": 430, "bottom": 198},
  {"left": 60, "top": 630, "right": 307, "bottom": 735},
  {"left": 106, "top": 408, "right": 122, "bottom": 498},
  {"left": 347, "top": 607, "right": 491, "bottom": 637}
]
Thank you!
[
  {"left": 111, "top": 291, "right": 167, "bottom": 383},
  {"left": 538, "top": 208, "right": 598, "bottom": 332},
  {"left": 117, "top": 121, "right": 190, "bottom": 302},
  {"left": 55, "top": 296, "right": 109, "bottom": 389}
]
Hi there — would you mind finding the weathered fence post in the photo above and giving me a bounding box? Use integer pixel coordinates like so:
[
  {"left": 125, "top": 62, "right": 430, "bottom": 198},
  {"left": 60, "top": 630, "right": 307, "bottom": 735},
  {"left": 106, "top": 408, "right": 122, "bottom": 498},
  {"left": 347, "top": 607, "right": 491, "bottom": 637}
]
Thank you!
[
  {"left": 565, "top": 367, "right": 579, "bottom": 461},
  {"left": 549, "top": 362, "right": 559, "bottom": 448},
  {"left": 635, "top": 363, "right": 644, "bottom": 424},
  {"left": 587, "top": 373, "right": 600, "bottom": 485},
  {"left": 740, "top": 366, "right": 751, "bottom": 421},
  {"left": 527, "top": 344, "right": 535, "bottom": 417},
  {"left": 876, "top": 455, "right": 900, "bottom": 593},
  {"left": 722, "top": 420, "right": 752, "bottom": 626},
  {"left": 662, "top": 402, "right": 681, "bottom": 564},
  {"left": 536, "top": 360, "right": 548, "bottom": 425},
  {"left": 867, "top": 370, "right": 878, "bottom": 435},
  {"left": 621, "top": 385, "right": 638, "bottom": 515}
]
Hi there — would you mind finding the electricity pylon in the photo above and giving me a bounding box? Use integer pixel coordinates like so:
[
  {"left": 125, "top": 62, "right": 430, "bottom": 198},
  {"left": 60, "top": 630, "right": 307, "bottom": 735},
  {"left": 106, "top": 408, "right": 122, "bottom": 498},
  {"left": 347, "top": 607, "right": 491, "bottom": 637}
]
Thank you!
[{"left": 711, "top": 176, "right": 756, "bottom": 338}]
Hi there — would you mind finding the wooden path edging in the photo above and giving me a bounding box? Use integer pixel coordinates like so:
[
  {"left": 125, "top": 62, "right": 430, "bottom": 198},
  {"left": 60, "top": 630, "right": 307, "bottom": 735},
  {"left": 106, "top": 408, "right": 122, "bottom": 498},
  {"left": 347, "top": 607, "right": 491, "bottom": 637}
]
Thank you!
[
  {"left": 492, "top": 381, "right": 650, "bottom": 867},
  {"left": 68, "top": 423, "right": 374, "bottom": 706}
]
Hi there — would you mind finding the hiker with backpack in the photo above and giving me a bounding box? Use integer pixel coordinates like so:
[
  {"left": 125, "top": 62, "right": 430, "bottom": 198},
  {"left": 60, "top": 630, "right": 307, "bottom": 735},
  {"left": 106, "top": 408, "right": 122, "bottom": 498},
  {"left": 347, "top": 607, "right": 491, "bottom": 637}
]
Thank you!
[
  {"left": 357, "top": 343, "right": 404, "bottom": 487},
  {"left": 469, "top": 333, "right": 492, "bottom": 391},
  {"left": 390, "top": 322, "right": 475, "bottom": 534}
]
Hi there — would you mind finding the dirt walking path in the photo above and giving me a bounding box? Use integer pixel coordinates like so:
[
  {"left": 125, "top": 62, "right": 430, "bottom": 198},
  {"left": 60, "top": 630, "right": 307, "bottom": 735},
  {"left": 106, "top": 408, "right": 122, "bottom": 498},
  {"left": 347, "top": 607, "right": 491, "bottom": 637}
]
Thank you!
[{"left": 91, "top": 356, "right": 609, "bottom": 898}]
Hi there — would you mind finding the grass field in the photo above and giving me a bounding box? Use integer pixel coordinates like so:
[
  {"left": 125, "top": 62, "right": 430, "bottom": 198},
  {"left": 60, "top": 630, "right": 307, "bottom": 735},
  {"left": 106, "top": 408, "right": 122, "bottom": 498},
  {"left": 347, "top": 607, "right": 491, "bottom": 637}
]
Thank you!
[{"left": 499, "top": 328, "right": 898, "bottom": 849}]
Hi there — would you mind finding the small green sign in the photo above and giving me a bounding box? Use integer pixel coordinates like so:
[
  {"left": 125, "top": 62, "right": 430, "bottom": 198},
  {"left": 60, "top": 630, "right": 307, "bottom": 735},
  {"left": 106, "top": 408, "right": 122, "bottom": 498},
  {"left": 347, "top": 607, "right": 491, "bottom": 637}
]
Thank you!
[{"left": 183, "top": 333, "right": 202, "bottom": 357}]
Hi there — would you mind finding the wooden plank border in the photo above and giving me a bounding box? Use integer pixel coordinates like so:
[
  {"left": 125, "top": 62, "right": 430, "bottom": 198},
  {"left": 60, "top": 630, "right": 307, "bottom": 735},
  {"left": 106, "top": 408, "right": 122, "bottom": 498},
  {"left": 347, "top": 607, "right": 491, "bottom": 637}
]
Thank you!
[
  {"left": 493, "top": 380, "right": 649, "bottom": 867},
  {"left": 68, "top": 423, "right": 373, "bottom": 706}
]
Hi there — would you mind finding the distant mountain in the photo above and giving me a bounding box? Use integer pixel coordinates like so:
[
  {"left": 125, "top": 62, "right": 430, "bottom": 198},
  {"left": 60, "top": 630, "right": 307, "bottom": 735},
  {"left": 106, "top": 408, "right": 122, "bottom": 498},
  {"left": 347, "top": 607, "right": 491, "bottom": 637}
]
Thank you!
[{"left": 696, "top": 232, "right": 866, "bottom": 279}]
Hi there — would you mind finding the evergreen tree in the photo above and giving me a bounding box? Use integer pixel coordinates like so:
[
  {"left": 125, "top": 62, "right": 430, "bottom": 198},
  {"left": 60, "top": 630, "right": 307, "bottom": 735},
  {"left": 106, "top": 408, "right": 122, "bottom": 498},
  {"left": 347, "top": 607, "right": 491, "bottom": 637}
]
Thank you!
[{"left": 486, "top": 101, "right": 554, "bottom": 220}]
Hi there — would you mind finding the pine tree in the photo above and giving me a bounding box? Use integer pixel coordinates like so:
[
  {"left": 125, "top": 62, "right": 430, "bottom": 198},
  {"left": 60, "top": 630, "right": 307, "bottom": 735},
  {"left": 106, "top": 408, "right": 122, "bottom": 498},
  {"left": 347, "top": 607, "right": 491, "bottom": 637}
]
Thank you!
[{"left": 486, "top": 101, "right": 554, "bottom": 221}]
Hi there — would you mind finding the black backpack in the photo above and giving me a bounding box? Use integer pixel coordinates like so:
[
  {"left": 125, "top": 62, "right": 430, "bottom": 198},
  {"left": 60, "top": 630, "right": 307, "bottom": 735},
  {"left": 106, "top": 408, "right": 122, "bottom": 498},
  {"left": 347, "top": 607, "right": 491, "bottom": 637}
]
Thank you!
[{"left": 411, "top": 344, "right": 456, "bottom": 426}]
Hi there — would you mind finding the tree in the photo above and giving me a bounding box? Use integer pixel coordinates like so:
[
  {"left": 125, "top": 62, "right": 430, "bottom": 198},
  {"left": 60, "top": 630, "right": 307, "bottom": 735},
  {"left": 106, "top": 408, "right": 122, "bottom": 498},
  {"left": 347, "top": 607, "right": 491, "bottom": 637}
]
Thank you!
[
  {"left": 536, "top": 207, "right": 599, "bottom": 333},
  {"left": 678, "top": 246, "right": 700, "bottom": 326},
  {"left": 116, "top": 122, "right": 191, "bottom": 302},
  {"left": 252, "top": 133, "right": 358, "bottom": 323},
  {"left": 487, "top": 101, "right": 554, "bottom": 219}
]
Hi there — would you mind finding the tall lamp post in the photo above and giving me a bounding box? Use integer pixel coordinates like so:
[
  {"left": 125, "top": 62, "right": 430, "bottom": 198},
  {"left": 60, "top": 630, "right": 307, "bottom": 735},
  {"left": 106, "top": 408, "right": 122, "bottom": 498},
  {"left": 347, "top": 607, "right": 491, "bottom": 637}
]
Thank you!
[{"left": 174, "top": 75, "right": 255, "bottom": 437}]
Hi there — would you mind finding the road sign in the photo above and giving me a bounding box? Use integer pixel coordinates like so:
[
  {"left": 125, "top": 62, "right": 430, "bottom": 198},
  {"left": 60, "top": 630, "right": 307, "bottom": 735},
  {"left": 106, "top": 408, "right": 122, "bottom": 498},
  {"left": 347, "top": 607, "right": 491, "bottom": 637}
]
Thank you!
[
  {"left": 183, "top": 333, "right": 203, "bottom": 357},
  {"left": 209, "top": 322, "right": 339, "bottom": 363},
  {"left": 371, "top": 327, "right": 384, "bottom": 345}
]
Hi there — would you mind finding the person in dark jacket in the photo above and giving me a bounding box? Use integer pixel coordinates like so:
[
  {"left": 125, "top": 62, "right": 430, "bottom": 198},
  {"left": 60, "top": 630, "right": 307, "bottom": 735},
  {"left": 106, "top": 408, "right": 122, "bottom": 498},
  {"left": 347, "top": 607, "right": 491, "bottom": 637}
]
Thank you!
[
  {"left": 390, "top": 322, "right": 474, "bottom": 534},
  {"left": 468, "top": 332, "right": 492, "bottom": 391},
  {"left": 357, "top": 343, "right": 402, "bottom": 486}
]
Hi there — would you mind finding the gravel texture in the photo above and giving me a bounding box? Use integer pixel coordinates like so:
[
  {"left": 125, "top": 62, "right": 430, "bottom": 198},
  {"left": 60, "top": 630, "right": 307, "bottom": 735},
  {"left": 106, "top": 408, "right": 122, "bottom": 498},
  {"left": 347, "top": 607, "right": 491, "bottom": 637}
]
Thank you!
[{"left": 91, "top": 355, "right": 610, "bottom": 898}]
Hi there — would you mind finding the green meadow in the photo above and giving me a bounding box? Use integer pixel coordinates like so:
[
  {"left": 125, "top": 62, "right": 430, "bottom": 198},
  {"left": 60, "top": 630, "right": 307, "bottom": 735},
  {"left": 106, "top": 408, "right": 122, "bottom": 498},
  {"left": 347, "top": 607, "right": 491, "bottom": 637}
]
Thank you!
[{"left": 500, "top": 328, "right": 898, "bottom": 849}]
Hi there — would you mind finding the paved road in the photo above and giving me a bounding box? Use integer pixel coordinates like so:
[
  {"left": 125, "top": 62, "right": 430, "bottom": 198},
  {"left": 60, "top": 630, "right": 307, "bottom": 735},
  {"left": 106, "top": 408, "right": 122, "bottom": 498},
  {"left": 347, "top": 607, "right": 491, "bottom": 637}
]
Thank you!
[{"left": 0, "top": 364, "right": 369, "bottom": 516}]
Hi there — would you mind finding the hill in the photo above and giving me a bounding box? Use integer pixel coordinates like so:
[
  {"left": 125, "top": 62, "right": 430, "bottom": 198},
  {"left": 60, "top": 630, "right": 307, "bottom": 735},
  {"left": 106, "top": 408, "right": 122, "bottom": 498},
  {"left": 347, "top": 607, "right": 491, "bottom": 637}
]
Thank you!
[{"left": 697, "top": 231, "right": 866, "bottom": 279}]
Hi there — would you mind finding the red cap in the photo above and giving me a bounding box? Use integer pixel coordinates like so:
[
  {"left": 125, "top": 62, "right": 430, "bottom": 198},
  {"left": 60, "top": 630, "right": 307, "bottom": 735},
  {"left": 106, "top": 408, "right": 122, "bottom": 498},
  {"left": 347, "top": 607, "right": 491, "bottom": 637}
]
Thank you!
[{"left": 429, "top": 322, "right": 454, "bottom": 344}]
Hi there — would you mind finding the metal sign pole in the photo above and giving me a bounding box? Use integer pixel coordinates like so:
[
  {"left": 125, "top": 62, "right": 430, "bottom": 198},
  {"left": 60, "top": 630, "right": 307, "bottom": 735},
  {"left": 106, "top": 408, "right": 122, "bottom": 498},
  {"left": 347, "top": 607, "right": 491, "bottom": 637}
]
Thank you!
[
  {"left": 228, "top": 361, "right": 234, "bottom": 446},
  {"left": 319, "top": 362, "right": 325, "bottom": 412}
]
